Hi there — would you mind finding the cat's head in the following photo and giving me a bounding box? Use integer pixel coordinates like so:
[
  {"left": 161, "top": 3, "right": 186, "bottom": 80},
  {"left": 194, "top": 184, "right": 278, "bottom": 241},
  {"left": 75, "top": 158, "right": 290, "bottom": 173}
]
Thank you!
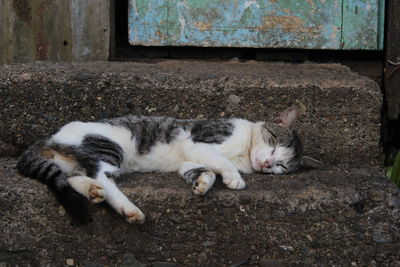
[{"left": 250, "top": 106, "right": 321, "bottom": 174}]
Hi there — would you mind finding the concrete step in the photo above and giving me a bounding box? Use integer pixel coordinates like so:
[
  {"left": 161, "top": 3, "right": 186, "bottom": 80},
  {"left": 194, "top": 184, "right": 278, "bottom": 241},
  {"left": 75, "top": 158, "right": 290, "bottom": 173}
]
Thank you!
[
  {"left": 1, "top": 158, "right": 399, "bottom": 266},
  {"left": 0, "top": 60, "right": 381, "bottom": 166}
]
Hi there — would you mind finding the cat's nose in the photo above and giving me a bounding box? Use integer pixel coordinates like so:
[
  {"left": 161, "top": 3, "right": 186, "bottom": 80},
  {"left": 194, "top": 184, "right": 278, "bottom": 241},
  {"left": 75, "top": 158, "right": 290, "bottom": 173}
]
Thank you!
[{"left": 262, "top": 160, "right": 272, "bottom": 169}]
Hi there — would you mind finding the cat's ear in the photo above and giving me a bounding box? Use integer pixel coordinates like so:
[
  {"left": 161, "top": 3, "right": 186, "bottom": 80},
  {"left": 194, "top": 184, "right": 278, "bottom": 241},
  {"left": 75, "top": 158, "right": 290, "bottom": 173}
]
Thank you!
[
  {"left": 301, "top": 156, "right": 324, "bottom": 169},
  {"left": 274, "top": 106, "right": 299, "bottom": 130}
]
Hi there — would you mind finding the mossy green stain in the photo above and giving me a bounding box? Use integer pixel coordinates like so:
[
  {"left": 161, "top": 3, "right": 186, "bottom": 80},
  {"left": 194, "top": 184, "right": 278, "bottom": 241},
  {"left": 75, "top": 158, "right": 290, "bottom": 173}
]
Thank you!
[
  {"left": 136, "top": 0, "right": 149, "bottom": 18},
  {"left": 239, "top": 7, "right": 254, "bottom": 26}
]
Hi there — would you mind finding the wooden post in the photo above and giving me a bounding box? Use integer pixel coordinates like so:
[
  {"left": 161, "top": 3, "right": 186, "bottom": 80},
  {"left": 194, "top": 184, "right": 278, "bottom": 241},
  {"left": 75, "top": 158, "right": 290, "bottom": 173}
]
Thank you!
[{"left": 385, "top": 0, "right": 400, "bottom": 120}]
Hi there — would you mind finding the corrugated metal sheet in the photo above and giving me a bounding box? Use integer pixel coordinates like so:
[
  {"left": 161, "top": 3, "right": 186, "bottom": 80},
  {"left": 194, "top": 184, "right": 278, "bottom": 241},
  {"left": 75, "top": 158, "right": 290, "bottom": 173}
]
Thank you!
[
  {"left": 128, "top": 0, "right": 384, "bottom": 50},
  {"left": 0, "top": 0, "right": 109, "bottom": 65}
]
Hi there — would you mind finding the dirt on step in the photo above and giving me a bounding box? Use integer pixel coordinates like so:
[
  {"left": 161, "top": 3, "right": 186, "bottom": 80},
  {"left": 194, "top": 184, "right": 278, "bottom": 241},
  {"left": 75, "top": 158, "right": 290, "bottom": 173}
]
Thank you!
[{"left": 1, "top": 157, "right": 399, "bottom": 266}]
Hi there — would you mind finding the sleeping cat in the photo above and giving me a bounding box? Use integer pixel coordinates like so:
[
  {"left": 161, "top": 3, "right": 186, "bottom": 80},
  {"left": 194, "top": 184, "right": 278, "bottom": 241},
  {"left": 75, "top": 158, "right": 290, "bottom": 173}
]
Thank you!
[{"left": 17, "top": 106, "right": 316, "bottom": 224}]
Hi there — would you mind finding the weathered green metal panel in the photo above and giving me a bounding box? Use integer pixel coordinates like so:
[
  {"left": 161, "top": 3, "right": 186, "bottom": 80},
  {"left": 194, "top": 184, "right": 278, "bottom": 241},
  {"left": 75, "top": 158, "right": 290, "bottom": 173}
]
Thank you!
[
  {"left": 342, "top": 0, "right": 385, "bottom": 49},
  {"left": 128, "top": 0, "right": 384, "bottom": 50}
]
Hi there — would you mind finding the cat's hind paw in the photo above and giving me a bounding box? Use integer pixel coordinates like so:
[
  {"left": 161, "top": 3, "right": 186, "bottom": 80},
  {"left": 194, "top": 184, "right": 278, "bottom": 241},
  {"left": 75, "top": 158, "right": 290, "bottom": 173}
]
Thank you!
[
  {"left": 89, "top": 183, "right": 105, "bottom": 203},
  {"left": 121, "top": 206, "right": 145, "bottom": 224},
  {"left": 192, "top": 171, "right": 216, "bottom": 195}
]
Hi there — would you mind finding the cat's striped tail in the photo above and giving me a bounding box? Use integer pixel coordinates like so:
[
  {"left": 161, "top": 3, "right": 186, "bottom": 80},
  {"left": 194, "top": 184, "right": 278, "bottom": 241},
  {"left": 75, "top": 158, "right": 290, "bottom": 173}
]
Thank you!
[{"left": 17, "top": 140, "right": 89, "bottom": 223}]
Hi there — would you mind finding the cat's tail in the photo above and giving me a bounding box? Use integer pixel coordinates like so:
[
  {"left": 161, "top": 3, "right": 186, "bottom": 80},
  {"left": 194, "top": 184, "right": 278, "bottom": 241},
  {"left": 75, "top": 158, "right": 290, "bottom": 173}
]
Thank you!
[{"left": 17, "top": 140, "right": 89, "bottom": 223}]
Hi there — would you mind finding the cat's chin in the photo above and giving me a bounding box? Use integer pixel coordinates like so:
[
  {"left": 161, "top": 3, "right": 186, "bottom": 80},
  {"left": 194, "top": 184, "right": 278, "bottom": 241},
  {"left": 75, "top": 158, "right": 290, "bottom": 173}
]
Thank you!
[
  {"left": 261, "top": 167, "right": 285, "bottom": 175},
  {"left": 261, "top": 168, "right": 274, "bottom": 174}
]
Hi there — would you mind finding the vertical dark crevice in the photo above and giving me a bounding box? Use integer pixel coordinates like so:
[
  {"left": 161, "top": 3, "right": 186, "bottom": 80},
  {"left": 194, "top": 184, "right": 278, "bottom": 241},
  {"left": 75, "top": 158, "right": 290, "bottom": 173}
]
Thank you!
[{"left": 340, "top": 0, "right": 345, "bottom": 49}]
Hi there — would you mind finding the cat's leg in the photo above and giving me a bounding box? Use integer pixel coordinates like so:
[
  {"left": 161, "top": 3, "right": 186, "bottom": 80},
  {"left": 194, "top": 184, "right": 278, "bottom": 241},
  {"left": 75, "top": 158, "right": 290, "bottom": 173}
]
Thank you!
[
  {"left": 183, "top": 143, "right": 246, "bottom": 190},
  {"left": 67, "top": 175, "right": 105, "bottom": 203},
  {"left": 179, "top": 161, "right": 216, "bottom": 195},
  {"left": 95, "top": 161, "right": 145, "bottom": 224}
]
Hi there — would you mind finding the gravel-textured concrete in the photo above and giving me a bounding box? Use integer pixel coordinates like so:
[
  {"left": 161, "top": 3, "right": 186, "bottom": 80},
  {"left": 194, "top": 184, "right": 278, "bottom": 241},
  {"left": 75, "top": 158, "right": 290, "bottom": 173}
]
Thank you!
[
  {"left": 1, "top": 158, "right": 399, "bottom": 266},
  {"left": 0, "top": 61, "right": 390, "bottom": 266},
  {"left": 0, "top": 60, "right": 382, "bottom": 166}
]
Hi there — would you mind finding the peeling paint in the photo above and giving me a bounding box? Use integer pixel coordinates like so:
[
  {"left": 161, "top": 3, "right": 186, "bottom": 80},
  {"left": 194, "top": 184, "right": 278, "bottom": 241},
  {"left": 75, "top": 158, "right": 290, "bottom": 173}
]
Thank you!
[
  {"left": 194, "top": 21, "right": 212, "bottom": 31},
  {"left": 244, "top": 0, "right": 259, "bottom": 9},
  {"left": 262, "top": 16, "right": 305, "bottom": 32}
]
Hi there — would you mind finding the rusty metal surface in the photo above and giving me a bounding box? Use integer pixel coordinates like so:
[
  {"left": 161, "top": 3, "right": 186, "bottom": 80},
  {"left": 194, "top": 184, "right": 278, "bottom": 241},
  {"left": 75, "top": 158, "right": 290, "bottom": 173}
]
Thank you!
[
  {"left": 0, "top": 0, "right": 109, "bottom": 65},
  {"left": 128, "top": 0, "right": 384, "bottom": 50}
]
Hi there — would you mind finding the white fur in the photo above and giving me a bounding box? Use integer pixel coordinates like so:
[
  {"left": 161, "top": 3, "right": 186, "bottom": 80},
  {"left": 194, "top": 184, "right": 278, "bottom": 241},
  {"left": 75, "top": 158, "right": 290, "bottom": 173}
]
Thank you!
[
  {"left": 96, "top": 161, "right": 145, "bottom": 223},
  {"left": 213, "top": 119, "right": 254, "bottom": 173},
  {"left": 50, "top": 122, "right": 133, "bottom": 148}
]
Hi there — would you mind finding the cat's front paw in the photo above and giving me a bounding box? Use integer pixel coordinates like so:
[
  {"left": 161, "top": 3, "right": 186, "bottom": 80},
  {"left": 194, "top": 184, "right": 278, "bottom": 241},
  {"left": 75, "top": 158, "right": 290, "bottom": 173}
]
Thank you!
[
  {"left": 192, "top": 171, "right": 216, "bottom": 195},
  {"left": 222, "top": 171, "right": 246, "bottom": 190},
  {"left": 89, "top": 183, "right": 105, "bottom": 203}
]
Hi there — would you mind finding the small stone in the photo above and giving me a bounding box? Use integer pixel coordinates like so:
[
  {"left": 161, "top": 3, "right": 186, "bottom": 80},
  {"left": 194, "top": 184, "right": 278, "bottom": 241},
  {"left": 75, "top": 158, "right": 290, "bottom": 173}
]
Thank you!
[
  {"left": 197, "top": 252, "right": 207, "bottom": 263},
  {"left": 227, "top": 94, "right": 242, "bottom": 105},
  {"left": 258, "top": 257, "right": 284, "bottom": 267},
  {"left": 350, "top": 168, "right": 372, "bottom": 177},
  {"left": 374, "top": 254, "right": 385, "bottom": 263},
  {"left": 279, "top": 245, "right": 294, "bottom": 252},
  {"left": 18, "top": 73, "right": 32, "bottom": 81},
  {"left": 206, "top": 231, "right": 216, "bottom": 237},
  {"left": 201, "top": 241, "right": 216, "bottom": 247},
  {"left": 249, "top": 254, "right": 259, "bottom": 264},
  {"left": 372, "top": 225, "right": 393, "bottom": 243},
  {"left": 58, "top": 206, "right": 66, "bottom": 216},
  {"left": 168, "top": 214, "right": 181, "bottom": 224},
  {"left": 152, "top": 262, "right": 177, "bottom": 267},
  {"left": 368, "top": 189, "right": 384, "bottom": 202},
  {"left": 66, "top": 259, "right": 74, "bottom": 266},
  {"left": 121, "top": 253, "right": 147, "bottom": 267}
]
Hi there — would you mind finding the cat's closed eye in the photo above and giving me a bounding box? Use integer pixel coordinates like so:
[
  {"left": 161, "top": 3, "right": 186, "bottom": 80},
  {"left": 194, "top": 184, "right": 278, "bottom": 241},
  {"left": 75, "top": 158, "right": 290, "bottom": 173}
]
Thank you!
[
  {"left": 268, "top": 136, "right": 277, "bottom": 147},
  {"left": 276, "top": 163, "right": 288, "bottom": 171}
]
